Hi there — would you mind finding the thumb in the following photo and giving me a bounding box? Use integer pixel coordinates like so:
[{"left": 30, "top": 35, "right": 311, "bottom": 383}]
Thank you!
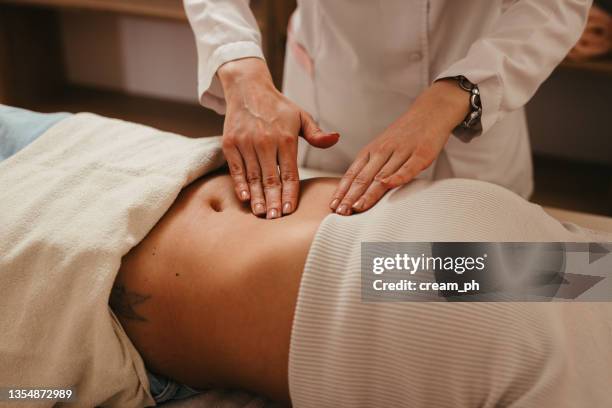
[{"left": 300, "top": 111, "right": 340, "bottom": 148}]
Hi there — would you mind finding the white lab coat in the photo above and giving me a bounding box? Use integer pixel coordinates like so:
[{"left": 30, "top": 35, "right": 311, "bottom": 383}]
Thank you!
[{"left": 184, "top": 0, "right": 591, "bottom": 198}]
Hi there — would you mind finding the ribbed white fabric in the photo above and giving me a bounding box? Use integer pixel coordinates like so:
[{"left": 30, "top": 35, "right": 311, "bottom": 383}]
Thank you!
[{"left": 289, "top": 179, "right": 612, "bottom": 408}]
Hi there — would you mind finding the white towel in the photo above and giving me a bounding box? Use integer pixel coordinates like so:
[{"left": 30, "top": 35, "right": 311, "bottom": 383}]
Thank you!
[{"left": 0, "top": 113, "right": 225, "bottom": 407}]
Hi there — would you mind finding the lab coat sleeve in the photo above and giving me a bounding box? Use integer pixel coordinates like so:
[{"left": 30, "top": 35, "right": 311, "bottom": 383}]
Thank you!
[
  {"left": 184, "top": 0, "right": 264, "bottom": 114},
  {"left": 435, "top": 0, "right": 591, "bottom": 138}
]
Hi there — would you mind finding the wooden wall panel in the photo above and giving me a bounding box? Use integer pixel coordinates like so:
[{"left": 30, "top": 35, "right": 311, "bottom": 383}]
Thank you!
[
  {"left": 0, "top": 0, "right": 186, "bottom": 20},
  {"left": 0, "top": 6, "right": 65, "bottom": 105},
  {"left": 0, "top": 0, "right": 296, "bottom": 104}
]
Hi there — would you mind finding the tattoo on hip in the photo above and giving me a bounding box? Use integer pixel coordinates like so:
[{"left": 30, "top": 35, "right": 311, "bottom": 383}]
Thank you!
[{"left": 109, "top": 283, "right": 151, "bottom": 322}]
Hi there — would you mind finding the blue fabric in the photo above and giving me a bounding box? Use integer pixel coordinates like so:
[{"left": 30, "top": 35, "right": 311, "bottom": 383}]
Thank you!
[
  {"left": 0, "top": 104, "right": 70, "bottom": 162},
  {"left": 147, "top": 371, "right": 201, "bottom": 404}
]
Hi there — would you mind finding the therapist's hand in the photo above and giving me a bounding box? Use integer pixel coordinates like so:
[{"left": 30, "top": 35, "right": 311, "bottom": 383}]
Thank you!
[
  {"left": 218, "top": 58, "right": 339, "bottom": 219},
  {"left": 330, "top": 79, "right": 471, "bottom": 215}
]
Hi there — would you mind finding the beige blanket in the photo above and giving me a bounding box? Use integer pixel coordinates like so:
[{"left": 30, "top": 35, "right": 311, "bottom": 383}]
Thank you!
[{"left": 0, "top": 113, "right": 225, "bottom": 407}]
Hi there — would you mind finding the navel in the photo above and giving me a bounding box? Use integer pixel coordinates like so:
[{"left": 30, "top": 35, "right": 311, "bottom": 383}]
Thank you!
[{"left": 209, "top": 198, "right": 223, "bottom": 212}]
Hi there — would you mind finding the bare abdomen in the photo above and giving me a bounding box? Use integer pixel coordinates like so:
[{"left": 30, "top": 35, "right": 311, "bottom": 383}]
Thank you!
[{"left": 112, "top": 173, "right": 338, "bottom": 402}]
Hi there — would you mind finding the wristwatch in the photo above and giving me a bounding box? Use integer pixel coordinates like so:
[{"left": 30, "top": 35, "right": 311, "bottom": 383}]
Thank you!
[{"left": 452, "top": 75, "right": 482, "bottom": 143}]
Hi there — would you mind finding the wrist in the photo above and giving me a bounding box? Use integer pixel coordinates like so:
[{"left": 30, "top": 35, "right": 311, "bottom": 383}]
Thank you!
[
  {"left": 217, "top": 57, "right": 275, "bottom": 97},
  {"left": 428, "top": 79, "right": 472, "bottom": 131}
]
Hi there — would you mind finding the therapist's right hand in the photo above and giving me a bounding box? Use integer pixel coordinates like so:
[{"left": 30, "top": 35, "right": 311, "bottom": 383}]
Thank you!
[{"left": 218, "top": 58, "right": 339, "bottom": 219}]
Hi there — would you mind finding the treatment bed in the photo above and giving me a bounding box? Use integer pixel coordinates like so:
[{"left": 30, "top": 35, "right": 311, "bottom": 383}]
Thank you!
[{"left": 1, "top": 109, "right": 611, "bottom": 408}]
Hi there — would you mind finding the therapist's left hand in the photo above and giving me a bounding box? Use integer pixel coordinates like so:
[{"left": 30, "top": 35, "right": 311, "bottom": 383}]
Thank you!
[{"left": 330, "top": 79, "right": 471, "bottom": 215}]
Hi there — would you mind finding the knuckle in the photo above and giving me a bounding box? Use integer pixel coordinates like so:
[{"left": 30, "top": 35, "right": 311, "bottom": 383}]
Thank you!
[
  {"left": 396, "top": 169, "right": 415, "bottom": 182},
  {"left": 281, "top": 171, "right": 299, "bottom": 183},
  {"left": 390, "top": 173, "right": 406, "bottom": 183},
  {"left": 344, "top": 167, "right": 360, "bottom": 178},
  {"left": 379, "top": 140, "right": 396, "bottom": 153},
  {"left": 234, "top": 179, "right": 249, "bottom": 189},
  {"left": 414, "top": 144, "right": 436, "bottom": 162},
  {"left": 340, "top": 199, "right": 353, "bottom": 208},
  {"left": 400, "top": 161, "right": 414, "bottom": 171},
  {"left": 352, "top": 175, "right": 370, "bottom": 186},
  {"left": 330, "top": 188, "right": 345, "bottom": 199},
  {"left": 258, "top": 137, "right": 275, "bottom": 151},
  {"left": 235, "top": 133, "right": 250, "bottom": 145},
  {"left": 410, "top": 162, "right": 424, "bottom": 174},
  {"left": 262, "top": 174, "right": 281, "bottom": 188},
  {"left": 260, "top": 129, "right": 274, "bottom": 139},
  {"left": 229, "top": 161, "right": 244, "bottom": 176},
  {"left": 222, "top": 134, "right": 236, "bottom": 148},
  {"left": 246, "top": 172, "right": 261, "bottom": 184},
  {"left": 411, "top": 154, "right": 433, "bottom": 170},
  {"left": 340, "top": 172, "right": 353, "bottom": 183},
  {"left": 282, "top": 194, "right": 296, "bottom": 203},
  {"left": 375, "top": 170, "right": 388, "bottom": 179},
  {"left": 360, "top": 195, "right": 374, "bottom": 208},
  {"left": 279, "top": 133, "right": 296, "bottom": 147},
  {"left": 371, "top": 179, "right": 387, "bottom": 191},
  {"left": 281, "top": 192, "right": 297, "bottom": 203},
  {"left": 422, "top": 157, "right": 434, "bottom": 169},
  {"left": 374, "top": 182, "right": 388, "bottom": 193}
]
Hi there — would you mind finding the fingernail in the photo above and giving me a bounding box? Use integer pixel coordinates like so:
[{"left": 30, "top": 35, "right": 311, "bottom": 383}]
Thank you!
[
  {"left": 267, "top": 208, "right": 279, "bottom": 219},
  {"left": 240, "top": 190, "right": 249, "bottom": 200},
  {"left": 330, "top": 132, "right": 340, "bottom": 138},
  {"left": 336, "top": 204, "right": 349, "bottom": 215},
  {"left": 254, "top": 203, "right": 265, "bottom": 214},
  {"left": 352, "top": 198, "right": 364, "bottom": 211},
  {"left": 282, "top": 202, "right": 292, "bottom": 214},
  {"left": 330, "top": 198, "right": 340, "bottom": 210}
]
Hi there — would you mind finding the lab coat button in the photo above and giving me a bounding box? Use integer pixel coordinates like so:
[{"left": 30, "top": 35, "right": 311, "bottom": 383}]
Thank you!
[{"left": 408, "top": 51, "right": 423, "bottom": 62}]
